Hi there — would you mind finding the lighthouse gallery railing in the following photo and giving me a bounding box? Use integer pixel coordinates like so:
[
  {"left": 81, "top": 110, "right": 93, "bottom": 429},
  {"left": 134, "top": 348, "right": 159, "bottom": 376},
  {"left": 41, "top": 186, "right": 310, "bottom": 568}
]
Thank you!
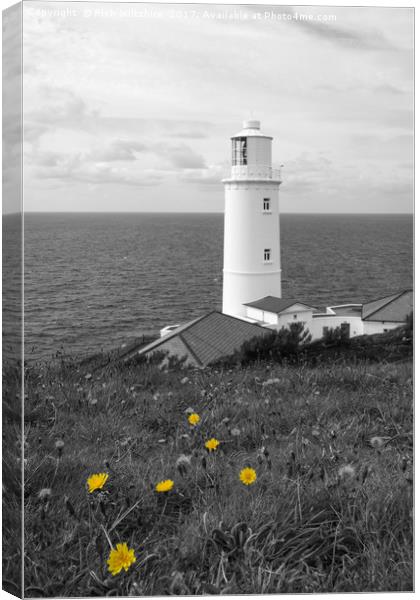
[{"left": 226, "top": 165, "right": 282, "bottom": 181}]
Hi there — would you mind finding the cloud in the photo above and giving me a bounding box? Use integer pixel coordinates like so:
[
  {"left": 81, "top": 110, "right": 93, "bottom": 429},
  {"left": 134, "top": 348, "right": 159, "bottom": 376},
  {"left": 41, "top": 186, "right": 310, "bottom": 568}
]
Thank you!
[
  {"left": 373, "top": 83, "right": 406, "bottom": 95},
  {"left": 285, "top": 7, "right": 395, "bottom": 51},
  {"left": 91, "top": 140, "right": 148, "bottom": 162},
  {"left": 20, "top": 2, "right": 413, "bottom": 213},
  {"left": 28, "top": 136, "right": 208, "bottom": 187},
  {"left": 24, "top": 85, "right": 98, "bottom": 142},
  {"left": 33, "top": 153, "right": 164, "bottom": 187},
  {"left": 314, "top": 82, "right": 407, "bottom": 96},
  {"left": 179, "top": 164, "right": 225, "bottom": 185},
  {"left": 165, "top": 144, "right": 206, "bottom": 169}
]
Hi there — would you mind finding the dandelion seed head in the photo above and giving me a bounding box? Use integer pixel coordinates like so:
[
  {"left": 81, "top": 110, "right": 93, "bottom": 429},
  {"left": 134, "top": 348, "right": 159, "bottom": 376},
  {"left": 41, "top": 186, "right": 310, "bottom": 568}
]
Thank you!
[
  {"left": 176, "top": 455, "right": 191, "bottom": 476},
  {"left": 55, "top": 439, "right": 64, "bottom": 450},
  {"left": 231, "top": 427, "right": 241, "bottom": 437},
  {"left": 370, "top": 436, "right": 385, "bottom": 449},
  {"left": 338, "top": 464, "right": 355, "bottom": 481},
  {"left": 38, "top": 488, "right": 52, "bottom": 500}
]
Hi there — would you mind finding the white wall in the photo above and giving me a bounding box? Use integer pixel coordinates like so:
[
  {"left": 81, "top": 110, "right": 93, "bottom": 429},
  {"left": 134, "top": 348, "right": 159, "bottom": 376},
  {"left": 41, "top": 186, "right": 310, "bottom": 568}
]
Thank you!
[
  {"left": 246, "top": 306, "right": 264, "bottom": 321},
  {"left": 245, "top": 306, "right": 278, "bottom": 324},
  {"left": 223, "top": 181, "right": 281, "bottom": 317},
  {"left": 277, "top": 309, "right": 313, "bottom": 331},
  {"left": 363, "top": 321, "right": 403, "bottom": 335},
  {"left": 245, "top": 305, "right": 315, "bottom": 328},
  {"left": 310, "top": 315, "right": 365, "bottom": 340}
]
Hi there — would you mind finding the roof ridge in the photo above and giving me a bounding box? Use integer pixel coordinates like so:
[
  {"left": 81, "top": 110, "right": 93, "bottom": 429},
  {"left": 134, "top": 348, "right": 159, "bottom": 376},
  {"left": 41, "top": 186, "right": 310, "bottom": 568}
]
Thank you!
[
  {"left": 178, "top": 333, "right": 203, "bottom": 367},
  {"left": 211, "top": 310, "right": 268, "bottom": 330},
  {"left": 363, "top": 290, "right": 409, "bottom": 320},
  {"left": 181, "top": 313, "right": 269, "bottom": 365},
  {"left": 122, "top": 312, "right": 213, "bottom": 361},
  {"left": 244, "top": 297, "right": 316, "bottom": 312}
]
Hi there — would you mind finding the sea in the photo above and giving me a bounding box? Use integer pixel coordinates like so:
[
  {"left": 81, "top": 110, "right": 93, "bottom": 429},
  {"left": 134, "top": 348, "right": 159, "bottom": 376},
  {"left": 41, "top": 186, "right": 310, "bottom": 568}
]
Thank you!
[{"left": 2, "top": 213, "right": 413, "bottom": 362}]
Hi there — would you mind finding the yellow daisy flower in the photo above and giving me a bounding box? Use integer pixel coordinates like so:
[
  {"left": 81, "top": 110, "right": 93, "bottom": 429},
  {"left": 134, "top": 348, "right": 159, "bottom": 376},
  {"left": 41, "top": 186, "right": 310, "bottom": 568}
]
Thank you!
[
  {"left": 87, "top": 472, "right": 109, "bottom": 493},
  {"left": 205, "top": 438, "right": 220, "bottom": 452},
  {"left": 155, "top": 479, "right": 174, "bottom": 493},
  {"left": 188, "top": 413, "right": 200, "bottom": 426},
  {"left": 107, "top": 542, "right": 136, "bottom": 576},
  {"left": 239, "top": 467, "right": 257, "bottom": 486}
]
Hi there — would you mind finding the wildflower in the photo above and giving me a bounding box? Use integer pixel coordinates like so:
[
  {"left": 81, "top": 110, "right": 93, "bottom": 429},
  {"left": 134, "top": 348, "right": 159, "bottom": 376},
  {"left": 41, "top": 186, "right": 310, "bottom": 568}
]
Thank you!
[
  {"left": 176, "top": 454, "right": 192, "bottom": 476},
  {"left": 87, "top": 472, "right": 109, "bottom": 493},
  {"left": 55, "top": 439, "right": 65, "bottom": 456},
  {"left": 188, "top": 413, "right": 200, "bottom": 426},
  {"left": 107, "top": 542, "right": 136, "bottom": 576},
  {"left": 231, "top": 427, "right": 241, "bottom": 437},
  {"left": 239, "top": 467, "right": 257, "bottom": 486},
  {"left": 338, "top": 464, "right": 355, "bottom": 481},
  {"left": 370, "top": 436, "right": 385, "bottom": 450},
  {"left": 38, "top": 488, "right": 52, "bottom": 501},
  {"left": 155, "top": 479, "right": 174, "bottom": 493},
  {"left": 205, "top": 438, "right": 220, "bottom": 452}
]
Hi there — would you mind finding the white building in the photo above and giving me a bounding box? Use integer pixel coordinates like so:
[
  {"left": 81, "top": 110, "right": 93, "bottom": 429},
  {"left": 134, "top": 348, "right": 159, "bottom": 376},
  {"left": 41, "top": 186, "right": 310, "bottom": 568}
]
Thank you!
[
  {"left": 241, "top": 290, "right": 412, "bottom": 340},
  {"left": 221, "top": 120, "right": 412, "bottom": 341},
  {"left": 222, "top": 120, "right": 282, "bottom": 317},
  {"left": 151, "top": 120, "right": 412, "bottom": 363}
]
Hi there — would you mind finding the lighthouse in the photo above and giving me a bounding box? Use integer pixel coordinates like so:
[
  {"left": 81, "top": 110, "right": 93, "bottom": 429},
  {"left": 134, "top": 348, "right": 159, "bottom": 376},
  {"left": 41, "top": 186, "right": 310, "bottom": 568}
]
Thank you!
[{"left": 222, "top": 120, "right": 282, "bottom": 318}]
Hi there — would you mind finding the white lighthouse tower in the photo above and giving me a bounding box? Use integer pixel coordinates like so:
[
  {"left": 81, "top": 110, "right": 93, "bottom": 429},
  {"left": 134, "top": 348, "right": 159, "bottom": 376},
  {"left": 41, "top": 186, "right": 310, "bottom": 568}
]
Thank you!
[{"left": 222, "top": 120, "right": 282, "bottom": 318}]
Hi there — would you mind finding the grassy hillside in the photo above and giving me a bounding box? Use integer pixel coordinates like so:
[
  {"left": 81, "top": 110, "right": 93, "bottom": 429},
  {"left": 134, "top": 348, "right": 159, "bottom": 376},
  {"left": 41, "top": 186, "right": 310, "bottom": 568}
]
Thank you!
[{"left": 3, "top": 348, "right": 413, "bottom": 596}]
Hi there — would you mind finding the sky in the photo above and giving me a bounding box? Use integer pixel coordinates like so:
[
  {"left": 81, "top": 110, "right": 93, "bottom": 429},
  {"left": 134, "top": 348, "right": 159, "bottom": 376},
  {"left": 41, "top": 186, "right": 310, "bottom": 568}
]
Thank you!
[{"left": 3, "top": 1, "right": 414, "bottom": 213}]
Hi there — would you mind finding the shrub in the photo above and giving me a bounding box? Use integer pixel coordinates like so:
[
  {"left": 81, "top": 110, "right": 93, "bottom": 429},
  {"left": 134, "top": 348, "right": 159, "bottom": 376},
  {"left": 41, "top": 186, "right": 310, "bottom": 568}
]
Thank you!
[{"left": 231, "top": 322, "right": 312, "bottom": 366}]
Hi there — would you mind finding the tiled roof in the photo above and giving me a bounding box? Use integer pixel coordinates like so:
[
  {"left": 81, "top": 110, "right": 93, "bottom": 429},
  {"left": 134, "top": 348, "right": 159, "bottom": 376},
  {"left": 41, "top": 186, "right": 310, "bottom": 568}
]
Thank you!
[
  {"left": 362, "top": 290, "right": 413, "bottom": 322},
  {"left": 124, "top": 312, "right": 269, "bottom": 367},
  {"left": 244, "top": 296, "right": 316, "bottom": 314}
]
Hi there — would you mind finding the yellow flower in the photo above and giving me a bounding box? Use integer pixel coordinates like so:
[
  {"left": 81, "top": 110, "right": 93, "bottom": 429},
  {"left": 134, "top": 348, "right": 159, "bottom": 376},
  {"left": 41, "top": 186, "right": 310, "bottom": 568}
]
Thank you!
[
  {"left": 239, "top": 467, "right": 257, "bottom": 486},
  {"left": 87, "top": 472, "right": 109, "bottom": 493},
  {"left": 188, "top": 413, "right": 200, "bottom": 426},
  {"left": 205, "top": 438, "right": 220, "bottom": 452},
  {"left": 107, "top": 542, "right": 136, "bottom": 576},
  {"left": 155, "top": 479, "right": 174, "bottom": 493}
]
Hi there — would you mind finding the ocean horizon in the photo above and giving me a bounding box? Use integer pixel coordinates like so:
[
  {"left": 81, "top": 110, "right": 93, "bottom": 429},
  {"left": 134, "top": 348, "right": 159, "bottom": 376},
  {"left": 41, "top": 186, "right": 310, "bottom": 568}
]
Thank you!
[{"left": 3, "top": 212, "right": 413, "bottom": 362}]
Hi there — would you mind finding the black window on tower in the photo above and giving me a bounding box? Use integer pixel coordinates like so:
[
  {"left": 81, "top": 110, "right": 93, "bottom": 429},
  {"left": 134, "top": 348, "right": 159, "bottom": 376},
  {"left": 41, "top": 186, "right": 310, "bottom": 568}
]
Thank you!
[
  {"left": 263, "top": 198, "right": 270, "bottom": 211},
  {"left": 232, "top": 137, "right": 247, "bottom": 165}
]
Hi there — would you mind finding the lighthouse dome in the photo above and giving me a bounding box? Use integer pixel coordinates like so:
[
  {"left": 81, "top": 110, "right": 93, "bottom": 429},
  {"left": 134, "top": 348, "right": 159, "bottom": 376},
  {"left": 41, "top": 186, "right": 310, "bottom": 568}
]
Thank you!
[
  {"left": 243, "top": 119, "right": 260, "bottom": 129},
  {"left": 232, "top": 119, "right": 272, "bottom": 139}
]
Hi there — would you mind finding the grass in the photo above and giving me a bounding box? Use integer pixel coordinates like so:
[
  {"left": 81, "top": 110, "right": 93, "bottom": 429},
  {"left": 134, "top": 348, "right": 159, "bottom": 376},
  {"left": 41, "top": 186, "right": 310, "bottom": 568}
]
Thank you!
[{"left": 2, "top": 348, "right": 413, "bottom": 596}]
